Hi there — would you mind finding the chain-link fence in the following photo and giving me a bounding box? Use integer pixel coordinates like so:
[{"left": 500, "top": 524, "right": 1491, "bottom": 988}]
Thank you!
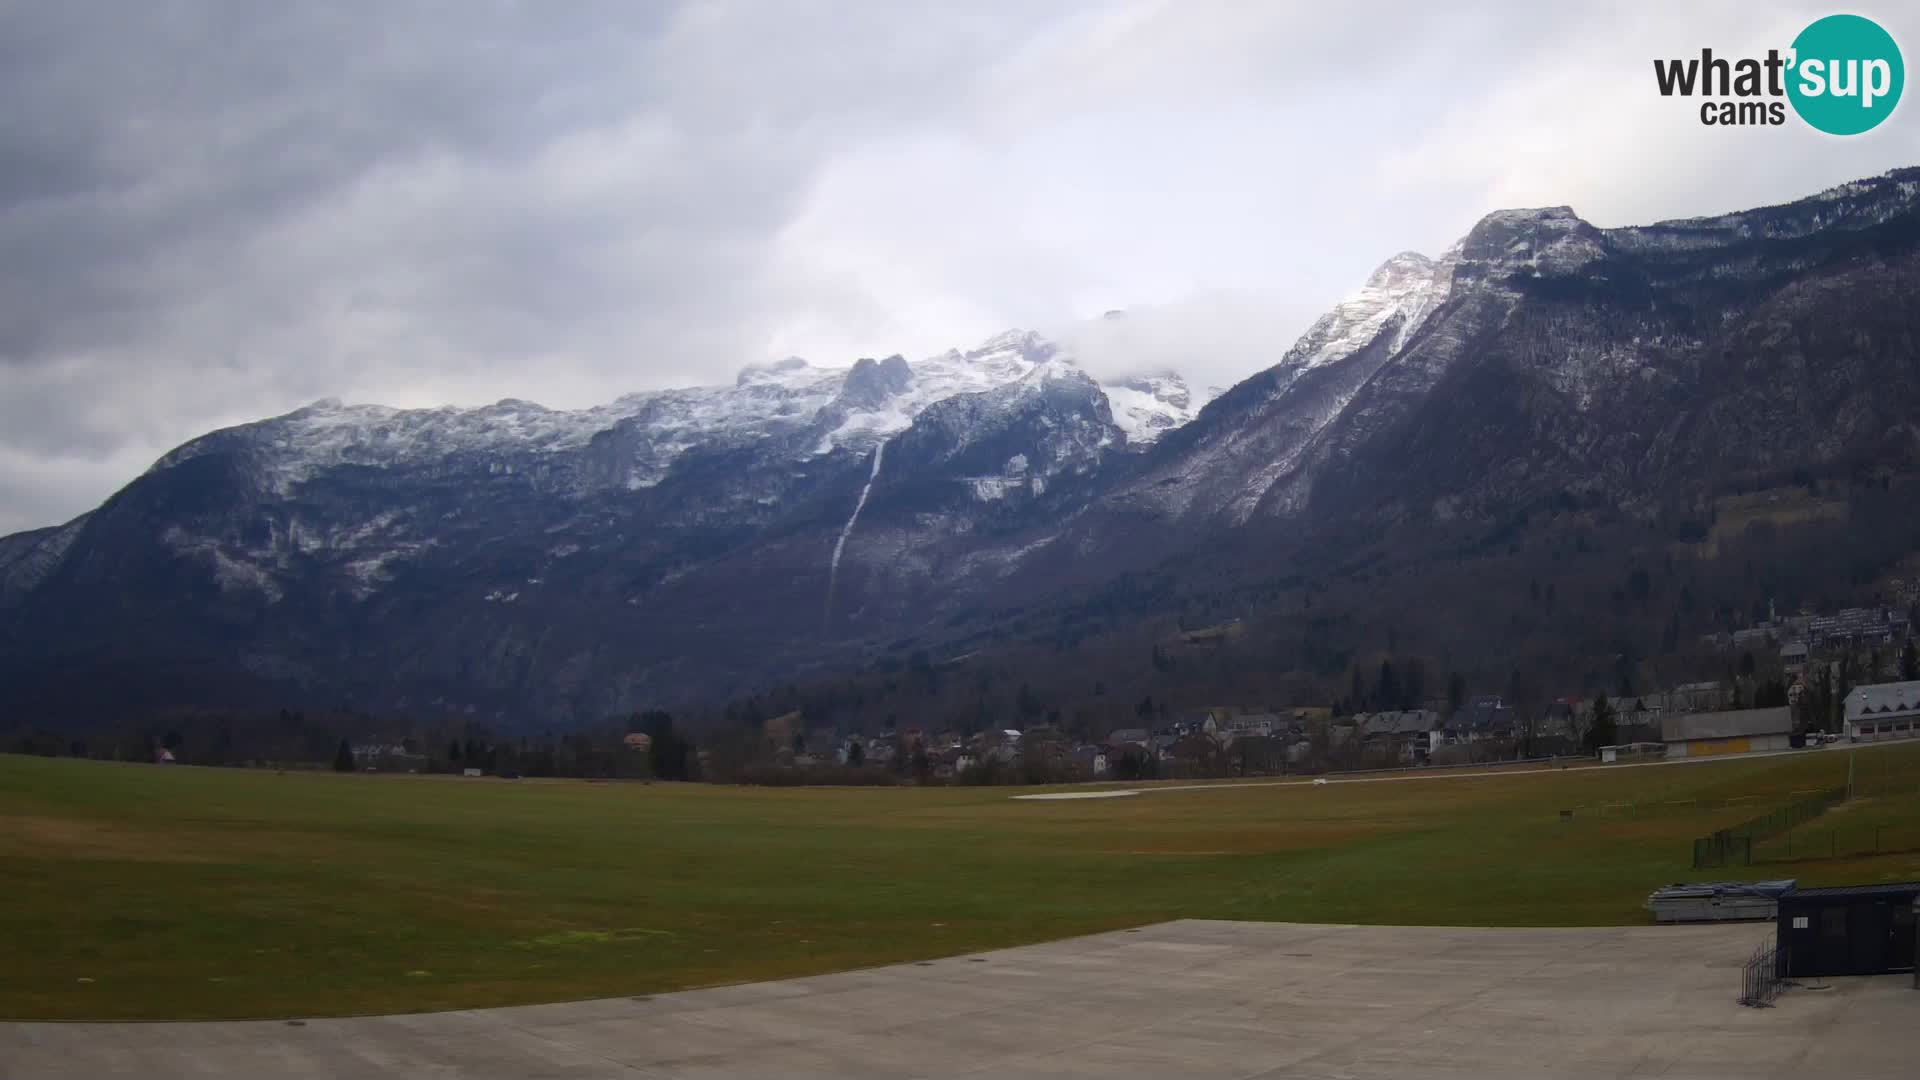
[
  {"left": 1691, "top": 786, "right": 1848, "bottom": 868},
  {"left": 1752, "top": 823, "right": 1920, "bottom": 863}
]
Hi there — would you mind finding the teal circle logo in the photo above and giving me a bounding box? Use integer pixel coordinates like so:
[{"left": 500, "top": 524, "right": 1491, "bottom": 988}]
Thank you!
[{"left": 1787, "top": 14, "right": 1904, "bottom": 135}]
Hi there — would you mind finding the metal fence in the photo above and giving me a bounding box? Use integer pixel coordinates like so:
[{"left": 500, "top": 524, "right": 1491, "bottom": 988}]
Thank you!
[
  {"left": 1691, "top": 785, "right": 1849, "bottom": 868},
  {"left": 1752, "top": 823, "right": 1920, "bottom": 864},
  {"left": 1738, "top": 941, "right": 1788, "bottom": 1007},
  {"left": 1693, "top": 834, "right": 1751, "bottom": 868}
]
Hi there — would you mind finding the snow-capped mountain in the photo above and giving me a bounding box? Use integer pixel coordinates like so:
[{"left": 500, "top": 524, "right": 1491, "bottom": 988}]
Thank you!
[
  {"left": 1098, "top": 169, "right": 1920, "bottom": 531},
  {"left": 146, "top": 328, "right": 1204, "bottom": 502},
  {"left": 0, "top": 323, "right": 1210, "bottom": 721},
  {"left": 6, "top": 168, "right": 1920, "bottom": 726}
]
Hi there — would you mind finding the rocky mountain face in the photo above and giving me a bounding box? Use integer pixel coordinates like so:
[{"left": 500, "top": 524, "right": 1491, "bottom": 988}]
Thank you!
[{"left": 6, "top": 168, "right": 1920, "bottom": 726}]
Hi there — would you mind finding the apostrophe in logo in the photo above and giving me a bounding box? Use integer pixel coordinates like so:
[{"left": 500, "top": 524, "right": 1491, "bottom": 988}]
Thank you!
[
  {"left": 1652, "top": 13, "right": 1903, "bottom": 135},
  {"left": 1787, "top": 14, "right": 1903, "bottom": 135}
]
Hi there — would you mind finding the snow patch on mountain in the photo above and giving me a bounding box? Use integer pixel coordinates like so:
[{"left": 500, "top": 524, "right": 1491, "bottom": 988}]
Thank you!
[
  {"left": 0, "top": 518, "right": 87, "bottom": 598},
  {"left": 1104, "top": 371, "right": 1203, "bottom": 443},
  {"left": 1114, "top": 238, "right": 1469, "bottom": 523},
  {"left": 161, "top": 525, "right": 285, "bottom": 602},
  {"left": 824, "top": 439, "right": 887, "bottom": 627},
  {"left": 1276, "top": 251, "right": 1454, "bottom": 379}
]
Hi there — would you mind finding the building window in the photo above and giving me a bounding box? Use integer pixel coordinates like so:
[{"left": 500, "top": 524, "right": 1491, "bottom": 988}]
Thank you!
[{"left": 1820, "top": 906, "right": 1848, "bottom": 941}]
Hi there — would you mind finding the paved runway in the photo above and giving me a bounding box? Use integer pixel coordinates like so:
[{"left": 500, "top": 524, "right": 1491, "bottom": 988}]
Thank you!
[{"left": 4, "top": 920, "right": 1915, "bottom": 1078}]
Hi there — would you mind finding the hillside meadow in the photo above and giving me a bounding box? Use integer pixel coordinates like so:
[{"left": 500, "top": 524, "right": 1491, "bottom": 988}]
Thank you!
[{"left": 3, "top": 745, "right": 1919, "bottom": 1019}]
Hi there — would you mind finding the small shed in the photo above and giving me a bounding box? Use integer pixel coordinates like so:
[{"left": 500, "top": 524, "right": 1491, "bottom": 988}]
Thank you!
[{"left": 1775, "top": 881, "right": 1920, "bottom": 978}]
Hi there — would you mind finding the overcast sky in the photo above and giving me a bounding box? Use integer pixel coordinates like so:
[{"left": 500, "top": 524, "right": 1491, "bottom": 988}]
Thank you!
[{"left": 3, "top": 1, "right": 1917, "bottom": 534}]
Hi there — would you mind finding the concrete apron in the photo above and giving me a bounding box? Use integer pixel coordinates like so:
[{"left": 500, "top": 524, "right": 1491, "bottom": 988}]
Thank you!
[{"left": 3, "top": 920, "right": 1915, "bottom": 1079}]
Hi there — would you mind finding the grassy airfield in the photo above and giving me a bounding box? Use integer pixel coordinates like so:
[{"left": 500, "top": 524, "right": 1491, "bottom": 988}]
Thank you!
[{"left": 4, "top": 745, "right": 1918, "bottom": 1019}]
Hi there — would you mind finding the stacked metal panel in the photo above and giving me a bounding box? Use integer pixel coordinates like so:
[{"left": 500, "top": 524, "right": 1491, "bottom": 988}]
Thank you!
[{"left": 1646, "top": 880, "right": 1796, "bottom": 922}]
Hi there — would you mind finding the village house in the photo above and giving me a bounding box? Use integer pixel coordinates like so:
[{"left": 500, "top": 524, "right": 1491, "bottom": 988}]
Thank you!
[
  {"left": 1167, "top": 732, "right": 1223, "bottom": 771},
  {"left": 1070, "top": 745, "right": 1109, "bottom": 778},
  {"left": 1611, "top": 698, "right": 1664, "bottom": 743},
  {"left": 1779, "top": 639, "right": 1811, "bottom": 669},
  {"left": 1456, "top": 695, "right": 1513, "bottom": 742},
  {"left": 1664, "top": 681, "right": 1728, "bottom": 714},
  {"left": 1536, "top": 701, "right": 1581, "bottom": 750},
  {"left": 1356, "top": 710, "right": 1442, "bottom": 762},
  {"left": 1220, "top": 712, "right": 1282, "bottom": 741},
  {"left": 986, "top": 729, "right": 1022, "bottom": 764},
  {"left": 862, "top": 736, "right": 895, "bottom": 766},
  {"left": 929, "top": 746, "right": 975, "bottom": 779}
]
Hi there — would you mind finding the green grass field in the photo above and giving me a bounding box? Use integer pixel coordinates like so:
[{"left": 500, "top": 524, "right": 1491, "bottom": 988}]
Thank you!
[{"left": 4, "top": 746, "right": 1920, "bottom": 1020}]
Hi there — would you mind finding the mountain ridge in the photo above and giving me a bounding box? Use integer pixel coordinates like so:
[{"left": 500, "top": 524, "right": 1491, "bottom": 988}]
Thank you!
[{"left": 5, "top": 167, "right": 1919, "bottom": 727}]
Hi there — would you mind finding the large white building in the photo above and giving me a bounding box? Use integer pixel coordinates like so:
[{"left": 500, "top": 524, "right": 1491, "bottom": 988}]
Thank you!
[{"left": 1844, "top": 680, "right": 1920, "bottom": 743}]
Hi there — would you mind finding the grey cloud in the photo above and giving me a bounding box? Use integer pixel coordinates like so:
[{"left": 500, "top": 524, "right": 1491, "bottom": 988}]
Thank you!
[
  {"left": 0, "top": 1, "right": 1057, "bottom": 531},
  {"left": 2, "top": 1, "right": 1916, "bottom": 535}
]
